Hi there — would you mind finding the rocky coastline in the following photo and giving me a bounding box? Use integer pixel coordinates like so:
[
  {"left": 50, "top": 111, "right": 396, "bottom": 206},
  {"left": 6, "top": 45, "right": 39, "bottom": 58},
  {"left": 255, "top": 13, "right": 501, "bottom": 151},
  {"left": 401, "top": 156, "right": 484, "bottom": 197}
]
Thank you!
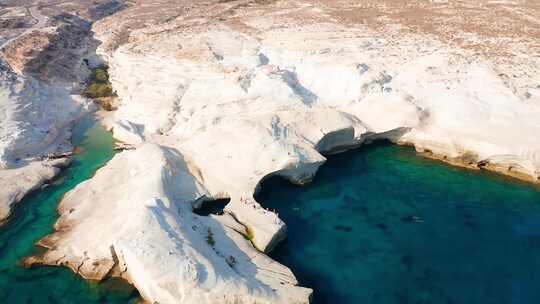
[
  {"left": 1, "top": 0, "right": 539, "bottom": 303},
  {"left": 0, "top": 0, "right": 127, "bottom": 223}
]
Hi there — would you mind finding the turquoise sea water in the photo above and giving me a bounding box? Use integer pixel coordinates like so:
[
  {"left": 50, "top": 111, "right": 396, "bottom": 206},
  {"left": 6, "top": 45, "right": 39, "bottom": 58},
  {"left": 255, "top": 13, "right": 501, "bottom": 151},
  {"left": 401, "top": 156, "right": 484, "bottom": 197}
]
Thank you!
[
  {"left": 258, "top": 143, "right": 540, "bottom": 304},
  {"left": 2, "top": 122, "right": 540, "bottom": 304},
  {"left": 0, "top": 116, "right": 139, "bottom": 303}
]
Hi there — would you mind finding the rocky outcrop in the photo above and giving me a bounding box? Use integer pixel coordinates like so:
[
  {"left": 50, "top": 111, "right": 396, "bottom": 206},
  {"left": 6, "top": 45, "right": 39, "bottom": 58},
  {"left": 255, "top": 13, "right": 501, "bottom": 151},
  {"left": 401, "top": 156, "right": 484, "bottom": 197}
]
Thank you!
[
  {"left": 0, "top": 1, "right": 128, "bottom": 222},
  {"left": 27, "top": 0, "right": 540, "bottom": 303},
  {"left": 25, "top": 144, "right": 312, "bottom": 304},
  {"left": 0, "top": 157, "right": 70, "bottom": 222},
  {"left": 0, "top": 60, "right": 93, "bottom": 222}
]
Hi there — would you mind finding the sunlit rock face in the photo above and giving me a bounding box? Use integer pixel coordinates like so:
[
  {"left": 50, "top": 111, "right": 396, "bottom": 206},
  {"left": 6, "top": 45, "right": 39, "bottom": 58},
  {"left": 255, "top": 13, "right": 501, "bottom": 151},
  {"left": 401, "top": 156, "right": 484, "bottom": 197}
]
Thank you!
[
  {"left": 26, "top": 143, "right": 312, "bottom": 304},
  {"left": 19, "top": 0, "right": 540, "bottom": 303}
]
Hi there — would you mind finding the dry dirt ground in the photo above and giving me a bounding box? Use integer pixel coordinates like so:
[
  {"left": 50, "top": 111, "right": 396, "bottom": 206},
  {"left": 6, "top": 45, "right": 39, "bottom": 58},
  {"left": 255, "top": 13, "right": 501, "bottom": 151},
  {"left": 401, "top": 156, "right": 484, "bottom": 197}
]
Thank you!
[{"left": 2, "top": 0, "right": 538, "bottom": 69}]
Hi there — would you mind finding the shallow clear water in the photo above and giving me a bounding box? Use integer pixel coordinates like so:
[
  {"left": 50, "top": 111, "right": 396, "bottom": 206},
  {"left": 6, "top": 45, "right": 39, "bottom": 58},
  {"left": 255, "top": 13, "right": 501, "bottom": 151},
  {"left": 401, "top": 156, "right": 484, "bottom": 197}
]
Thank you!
[
  {"left": 0, "top": 116, "right": 138, "bottom": 303},
  {"left": 258, "top": 143, "right": 540, "bottom": 304}
]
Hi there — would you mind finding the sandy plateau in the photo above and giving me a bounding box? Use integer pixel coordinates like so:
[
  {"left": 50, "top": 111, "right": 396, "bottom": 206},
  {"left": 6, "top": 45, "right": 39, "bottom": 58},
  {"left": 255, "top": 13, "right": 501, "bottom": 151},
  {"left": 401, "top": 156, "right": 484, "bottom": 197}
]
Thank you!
[{"left": 1, "top": 0, "right": 539, "bottom": 303}]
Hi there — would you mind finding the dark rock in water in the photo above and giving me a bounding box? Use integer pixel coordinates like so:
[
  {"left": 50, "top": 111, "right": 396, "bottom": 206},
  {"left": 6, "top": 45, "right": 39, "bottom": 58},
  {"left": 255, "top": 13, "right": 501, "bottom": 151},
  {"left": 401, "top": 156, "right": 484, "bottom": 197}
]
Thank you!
[
  {"left": 401, "top": 215, "right": 422, "bottom": 223},
  {"left": 343, "top": 195, "right": 357, "bottom": 204},
  {"left": 400, "top": 254, "right": 413, "bottom": 270},
  {"left": 358, "top": 205, "right": 369, "bottom": 216},
  {"left": 375, "top": 223, "right": 388, "bottom": 230},
  {"left": 401, "top": 215, "right": 414, "bottom": 222},
  {"left": 333, "top": 225, "right": 352, "bottom": 232}
]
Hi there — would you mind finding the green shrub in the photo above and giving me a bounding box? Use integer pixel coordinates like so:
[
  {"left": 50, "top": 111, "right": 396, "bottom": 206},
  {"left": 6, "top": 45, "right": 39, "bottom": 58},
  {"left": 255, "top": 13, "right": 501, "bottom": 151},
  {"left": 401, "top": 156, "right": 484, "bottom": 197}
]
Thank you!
[
  {"left": 83, "top": 82, "right": 113, "bottom": 98},
  {"left": 93, "top": 68, "right": 109, "bottom": 82},
  {"left": 82, "top": 67, "right": 114, "bottom": 98},
  {"left": 244, "top": 226, "right": 254, "bottom": 241}
]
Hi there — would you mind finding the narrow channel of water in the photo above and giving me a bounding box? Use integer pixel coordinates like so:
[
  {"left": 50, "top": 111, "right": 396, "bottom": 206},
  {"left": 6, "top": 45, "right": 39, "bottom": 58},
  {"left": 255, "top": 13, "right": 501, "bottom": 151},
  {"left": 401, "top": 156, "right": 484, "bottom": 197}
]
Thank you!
[
  {"left": 258, "top": 143, "right": 540, "bottom": 304},
  {"left": 0, "top": 115, "right": 138, "bottom": 303}
]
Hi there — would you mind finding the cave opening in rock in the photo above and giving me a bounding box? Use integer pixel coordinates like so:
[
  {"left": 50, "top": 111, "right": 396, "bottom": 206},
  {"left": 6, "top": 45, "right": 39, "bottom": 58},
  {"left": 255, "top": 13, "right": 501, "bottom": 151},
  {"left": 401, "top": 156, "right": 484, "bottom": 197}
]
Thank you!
[{"left": 194, "top": 198, "right": 231, "bottom": 216}]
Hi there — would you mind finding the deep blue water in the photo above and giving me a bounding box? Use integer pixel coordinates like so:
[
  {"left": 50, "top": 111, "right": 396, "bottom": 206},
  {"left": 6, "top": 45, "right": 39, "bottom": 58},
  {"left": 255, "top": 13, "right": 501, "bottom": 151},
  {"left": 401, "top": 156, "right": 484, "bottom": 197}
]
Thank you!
[
  {"left": 257, "top": 143, "right": 540, "bottom": 304},
  {"left": 2, "top": 120, "right": 540, "bottom": 304}
]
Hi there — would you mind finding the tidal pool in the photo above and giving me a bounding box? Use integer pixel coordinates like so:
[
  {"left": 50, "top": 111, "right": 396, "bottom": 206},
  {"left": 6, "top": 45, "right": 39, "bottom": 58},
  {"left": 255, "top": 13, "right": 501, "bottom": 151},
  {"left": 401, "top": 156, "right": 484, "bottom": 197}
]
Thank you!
[
  {"left": 257, "top": 143, "right": 540, "bottom": 304},
  {"left": 0, "top": 116, "right": 139, "bottom": 303}
]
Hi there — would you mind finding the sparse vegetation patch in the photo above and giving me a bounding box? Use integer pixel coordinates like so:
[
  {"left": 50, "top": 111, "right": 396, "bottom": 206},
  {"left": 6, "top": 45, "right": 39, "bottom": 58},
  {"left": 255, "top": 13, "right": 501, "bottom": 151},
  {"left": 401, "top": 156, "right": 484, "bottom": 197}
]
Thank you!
[
  {"left": 82, "top": 66, "right": 116, "bottom": 111},
  {"left": 244, "top": 226, "right": 254, "bottom": 241}
]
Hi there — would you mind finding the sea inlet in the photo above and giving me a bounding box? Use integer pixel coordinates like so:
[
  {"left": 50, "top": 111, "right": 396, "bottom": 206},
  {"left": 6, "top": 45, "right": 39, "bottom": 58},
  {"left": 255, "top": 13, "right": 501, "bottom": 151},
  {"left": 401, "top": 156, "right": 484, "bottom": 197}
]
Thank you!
[
  {"left": 0, "top": 116, "right": 138, "bottom": 303},
  {"left": 1, "top": 120, "right": 540, "bottom": 303},
  {"left": 258, "top": 143, "right": 540, "bottom": 304}
]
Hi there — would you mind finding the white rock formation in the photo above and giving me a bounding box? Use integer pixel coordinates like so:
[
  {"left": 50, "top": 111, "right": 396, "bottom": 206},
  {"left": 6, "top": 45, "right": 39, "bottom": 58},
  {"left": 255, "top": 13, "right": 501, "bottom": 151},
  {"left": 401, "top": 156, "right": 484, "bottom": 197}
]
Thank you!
[
  {"left": 29, "top": 0, "right": 540, "bottom": 303},
  {"left": 0, "top": 65, "right": 93, "bottom": 222},
  {"left": 28, "top": 144, "right": 311, "bottom": 304},
  {"left": 0, "top": 0, "right": 123, "bottom": 222},
  {"left": 0, "top": 158, "right": 70, "bottom": 221}
]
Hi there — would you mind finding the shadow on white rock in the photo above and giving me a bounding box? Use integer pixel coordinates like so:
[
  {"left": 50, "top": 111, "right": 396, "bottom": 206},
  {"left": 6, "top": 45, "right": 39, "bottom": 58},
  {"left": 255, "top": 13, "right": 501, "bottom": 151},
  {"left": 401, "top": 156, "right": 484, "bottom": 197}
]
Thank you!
[{"left": 26, "top": 144, "right": 312, "bottom": 304}]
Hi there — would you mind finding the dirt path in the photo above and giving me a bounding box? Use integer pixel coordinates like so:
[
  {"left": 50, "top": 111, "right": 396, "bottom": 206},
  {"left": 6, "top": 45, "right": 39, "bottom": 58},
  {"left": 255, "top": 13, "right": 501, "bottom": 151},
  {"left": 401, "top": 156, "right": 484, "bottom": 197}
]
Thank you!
[{"left": 0, "top": 5, "right": 47, "bottom": 51}]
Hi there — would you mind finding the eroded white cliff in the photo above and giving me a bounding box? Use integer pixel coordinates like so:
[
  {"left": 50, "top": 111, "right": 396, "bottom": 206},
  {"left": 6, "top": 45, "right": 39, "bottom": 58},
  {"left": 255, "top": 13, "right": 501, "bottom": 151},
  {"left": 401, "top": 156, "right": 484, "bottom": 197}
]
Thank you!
[
  {"left": 28, "top": 0, "right": 540, "bottom": 303},
  {"left": 0, "top": 64, "right": 93, "bottom": 221},
  {"left": 27, "top": 144, "right": 311, "bottom": 304}
]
